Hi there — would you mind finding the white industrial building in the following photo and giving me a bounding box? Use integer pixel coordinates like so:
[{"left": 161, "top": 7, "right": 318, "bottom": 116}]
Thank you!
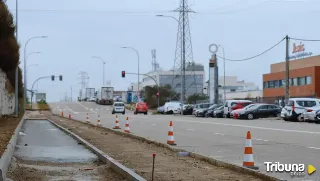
[
  {"left": 204, "top": 76, "right": 262, "bottom": 100},
  {"left": 130, "top": 63, "right": 206, "bottom": 97}
]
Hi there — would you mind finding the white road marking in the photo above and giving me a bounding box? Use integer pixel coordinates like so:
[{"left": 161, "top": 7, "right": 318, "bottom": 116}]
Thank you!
[
  {"left": 214, "top": 133, "right": 225, "bottom": 136},
  {"left": 66, "top": 107, "right": 79, "bottom": 114},
  {"left": 76, "top": 102, "right": 97, "bottom": 113},
  {"left": 152, "top": 124, "right": 157, "bottom": 126},
  {"left": 174, "top": 119, "right": 320, "bottom": 135},
  {"left": 308, "top": 147, "right": 320, "bottom": 150},
  {"left": 187, "top": 129, "right": 195, "bottom": 132}
]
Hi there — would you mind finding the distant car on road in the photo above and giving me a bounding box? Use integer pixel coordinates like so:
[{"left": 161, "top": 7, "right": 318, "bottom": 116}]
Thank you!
[
  {"left": 134, "top": 102, "right": 148, "bottom": 115},
  {"left": 89, "top": 97, "right": 96, "bottom": 102},
  {"left": 163, "top": 102, "right": 182, "bottom": 114},
  {"left": 112, "top": 102, "right": 125, "bottom": 114},
  {"left": 237, "top": 103, "right": 281, "bottom": 120}
]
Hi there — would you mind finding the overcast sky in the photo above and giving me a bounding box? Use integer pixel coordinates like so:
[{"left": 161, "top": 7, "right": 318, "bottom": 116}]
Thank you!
[{"left": 6, "top": 0, "right": 320, "bottom": 101}]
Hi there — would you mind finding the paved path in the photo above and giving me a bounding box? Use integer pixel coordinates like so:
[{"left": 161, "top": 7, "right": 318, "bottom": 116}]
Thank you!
[{"left": 50, "top": 101, "right": 320, "bottom": 180}]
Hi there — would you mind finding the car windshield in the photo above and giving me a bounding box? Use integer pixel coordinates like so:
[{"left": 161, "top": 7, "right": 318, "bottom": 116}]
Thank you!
[
  {"left": 199, "top": 104, "right": 210, "bottom": 108},
  {"left": 243, "top": 104, "right": 255, "bottom": 110},
  {"left": 246, "top": 104, "right": 260, "bottom": 110},
  {"left": 114, "top": 103, "right": 124, "bottom": 106}
]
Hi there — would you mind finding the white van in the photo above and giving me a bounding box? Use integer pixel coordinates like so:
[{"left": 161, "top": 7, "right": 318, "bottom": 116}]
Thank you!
[
  {"left": 223, "top": 100, "right": 253, "bottom": 118},
  {"left": 163, "top": 102, "right": 182, "bottom": 114},
  {"left": 281, "top": 98, "right": 320, "bottom": 121},
  {"left": 112, "top": 102, "right": 125, "bottom": 114}
]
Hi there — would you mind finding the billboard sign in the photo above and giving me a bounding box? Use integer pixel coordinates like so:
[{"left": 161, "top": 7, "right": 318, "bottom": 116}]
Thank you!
[
  {"left": 289, "top": 42, "right": 313, "bottom": 59},
  {"left": 35, "top": 93, "right": 46, "bottom": 102}
]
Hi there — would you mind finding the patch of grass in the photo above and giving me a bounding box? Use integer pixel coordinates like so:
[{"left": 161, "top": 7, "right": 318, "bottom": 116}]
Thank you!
[{"left": 37, "top": 104, "right": 50, "bottom": 110}]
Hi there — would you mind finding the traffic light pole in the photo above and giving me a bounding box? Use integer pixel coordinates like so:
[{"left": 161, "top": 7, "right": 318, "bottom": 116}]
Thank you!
[
  {"left": 30, "top": 75, "right": 63, "bottom": 109},
  {"left": 124, "top": 72, "right": 160, "bottom": 108}
]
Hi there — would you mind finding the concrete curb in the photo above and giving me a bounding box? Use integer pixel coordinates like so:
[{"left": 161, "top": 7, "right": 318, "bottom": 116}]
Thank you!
[
  {"left": 53, "top": 114, "right": 283, "bottom": 181},
  {"left": 0, "top": 115, "right": 26, "bottom": 181},
  {"left": 47, "top": 119, "right": 147, "bottom": 181}
]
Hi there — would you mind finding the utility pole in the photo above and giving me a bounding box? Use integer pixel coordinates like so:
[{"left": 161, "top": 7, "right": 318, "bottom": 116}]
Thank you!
[
  {"left": 15, "top": 0, "right": 19, "bottom": 116},
  {"left": 285, "top": 35, "right": 290, "bottom": 103},
  {"left": 181, "top": 0, "right": 186, "bottom": 103}
]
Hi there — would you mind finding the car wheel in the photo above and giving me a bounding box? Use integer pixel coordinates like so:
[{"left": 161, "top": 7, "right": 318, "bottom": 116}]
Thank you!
[
  {"left": 223, "top": 114, "right": 227, "bottom": 118},
  {"left": 144, "top": 112, "right": 148, "bottom": 115},
  {"left": 205, "top": 114, "right": 209, "bottom": 118},
  {"left": 276, "top": 113, "right": 281, "bottom": 117},
  {"left": 283, "top": 118, "right": 289, "bottom": 121},
  {"left": 247, "top": 113, "right": 254, "bottom": 120},
  {"left": 134, "top": 112, "right": 137, "bottom": 115},
  {"left": 112, "top": 112, "right": 115, "bottom": 114}
]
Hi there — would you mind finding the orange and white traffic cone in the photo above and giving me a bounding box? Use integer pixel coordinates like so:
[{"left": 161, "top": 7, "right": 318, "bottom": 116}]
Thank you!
[
  {"left": 124, "top": 117, "right": 130, "bottom": 133},
  {"left": 113, "top": 115, "right": 121, "bottom": 129},
  {"left": 61, "top": 111, "right": 64, "bottom": 117},
  {"left": 86, "top": 113, "right": 90, "bottom": 123},
  {"left": 97, "top": 115, "right": 101, "bottom": 127},
  {"left": 243, "top": 131, "right": 259, "bottom": 170},
  {"left": 167, "top": 121, "right": 177, "bottom": 145}
]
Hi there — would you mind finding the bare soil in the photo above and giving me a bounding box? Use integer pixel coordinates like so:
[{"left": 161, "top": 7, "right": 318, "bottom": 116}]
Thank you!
[
  {"left": 7, "top": 157, "right": 125, "bottom": 181},
  {"left": 0, "top": 116, "right": 20, "bottom": 157},
  {"left": 46, "top": 111, "right": 263, "bottom": 181}
]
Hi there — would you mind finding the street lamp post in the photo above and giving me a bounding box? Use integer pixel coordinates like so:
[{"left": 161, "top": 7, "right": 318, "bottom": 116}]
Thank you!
[
  {"left": 121, "top": 47, "right": 140, "bottom": 100},
  {"left": 23, "top": 36, "right": 47, "bottom": 111},
  {"left": 218, "top": 45, "right": 226, "bottom": 102},
  {"left": 92, "top": 56, "right": 106, "bottom": 85},
  {"left": 156, "top": 14, "right": 184, "bottom": 114}
]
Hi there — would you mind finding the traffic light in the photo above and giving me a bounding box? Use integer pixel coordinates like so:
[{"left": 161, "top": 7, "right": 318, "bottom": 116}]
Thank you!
[
  {"left": 59, "top": 75, "right": 63, "bottom": 81},
  {"left": 51, "top": 75, "right": 55, "bottom": 81},
  {"left": 121, "top": 71, "right": 125, "bottom": 78}
]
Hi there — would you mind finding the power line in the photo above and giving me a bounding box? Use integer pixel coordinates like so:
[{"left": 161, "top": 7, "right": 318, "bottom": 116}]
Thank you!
[
  {"left": 290, "top": 37, "right": 320, "bottom": 42},
  {"left": 217, "top": 37, "right": 285, "bottom": 61}
]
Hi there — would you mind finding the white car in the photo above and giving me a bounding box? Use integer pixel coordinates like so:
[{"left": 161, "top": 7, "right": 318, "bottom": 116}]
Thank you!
[
  {"left": 112, "top": 102, "right": 125, "bottom": 114},
  {"left": 163, "top": 102, "right": 182, "bottom": 114},
  {"left": 303, "top": 106, "right": 320, "bottom": 122},
  {"left": 281, "top": 98, "right": 320, "bottom": 121},
  {"left": 89, "top": 97, "right": 96, "bottom": 102}
]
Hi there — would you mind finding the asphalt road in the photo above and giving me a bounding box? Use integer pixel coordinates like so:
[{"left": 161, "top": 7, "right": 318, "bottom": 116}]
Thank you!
[{"left": 50, "top": 101, "right": 320, "bottom": 181}]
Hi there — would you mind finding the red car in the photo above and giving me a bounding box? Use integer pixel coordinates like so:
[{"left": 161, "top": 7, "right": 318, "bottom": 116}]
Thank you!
[
  {"left": 134, "top": 102, "right": 148, "bottom": 115},
  {"left": 231, "top": 102, "right": 252, "bottom": 111}
]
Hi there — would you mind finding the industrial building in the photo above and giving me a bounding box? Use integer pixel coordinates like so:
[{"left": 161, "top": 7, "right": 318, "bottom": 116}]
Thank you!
[
  {"left": 131, "top": 63, "right": 205, "bottom": 97},
  {"left": 263, "top": 55, "right": 320, "bottom": 98},
  {"left": 203, "top": 76, "right": 261, "bottom": 100}
]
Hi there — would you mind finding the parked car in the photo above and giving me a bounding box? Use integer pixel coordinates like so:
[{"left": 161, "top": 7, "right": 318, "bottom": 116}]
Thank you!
[
  {"left": 164, "top": 102, "right": 182, "bottom": 114},
  {"left": 157, "top": 106, "right": 165, "bottom": 114},
  {"left": 205, "top": 105, "right": 222, "bottom": 118},
  {"left": 230, "top": 104, "right": 256, "bottom": 118},
  {"left": 213, "top": 106, "right": 224, "bottom": 118},
  {"left": 303, "top": 106, "right": 320, "bottom": 122},
  {"left": 183, "top": 105, "right": 194, "bottom": 115},
  {"left": 193, "top": 103, "right": 212, "bottom": 115},
  {"left": 281, "top": 98, "right": 320, "bottom": 121},
  {"left": 237, "top": 104, "right": 281, "bottom": 120},
  {"left": 196, "top": 104, "right": 217, "bottom": 117},
  {"left": 112, "top": 102, "right": 125, "bottom": 114},
  {"left": 134, "top": 102, "right": 148, "bottom": 115},
  {"left": 223, "top": 100, "right": 252, "bottom": 118}
]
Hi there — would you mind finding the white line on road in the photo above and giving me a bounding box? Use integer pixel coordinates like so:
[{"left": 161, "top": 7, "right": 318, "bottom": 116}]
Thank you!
[
  {"left": 214, "top": 133, "right": 225, "bottom": 136},
  {"left": 187, "top": 129, "right": 195, "bottom": 132},
  {"left": 152, "top": 124, "right": 157, "bottom": 126},
  {"left": 66, "top": 107, "right": 79, "bottom": 114},
  {"left": 76, "top": 102, "right": 97, "bottom": 114},
  {"left": 174, "top": 120, "right": 320, "bottom": 135},
  {"left": 308, "top": 147, "right": 320, "bottom": 150}
]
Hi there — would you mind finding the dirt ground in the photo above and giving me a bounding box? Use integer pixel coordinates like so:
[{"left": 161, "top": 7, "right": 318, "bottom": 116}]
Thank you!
[
  {"left": 7, "top": 157, "right": 125, "bottom": 181},
  {"left": 46, "top": 112, "right": 263, "bottom": 181},
  {"left": 0, "top": 116, "right": 20, "bottom": 157}
]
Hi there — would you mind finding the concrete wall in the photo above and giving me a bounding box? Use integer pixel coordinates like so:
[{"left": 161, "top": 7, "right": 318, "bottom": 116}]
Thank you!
[{"left": 0, "top": 68, "right": 15, "bottom": 115}]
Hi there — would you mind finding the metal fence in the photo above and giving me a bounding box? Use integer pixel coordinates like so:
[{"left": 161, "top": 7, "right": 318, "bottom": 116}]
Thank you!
[{"left": 193, "top": 94, "right": 318, "bottom": 106}]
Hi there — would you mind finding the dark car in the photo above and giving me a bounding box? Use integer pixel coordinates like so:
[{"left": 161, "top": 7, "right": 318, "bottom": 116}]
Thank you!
[
  {"left": 205, "top": 105, "right": 222, "bottom": 118},
  {"left": 193, "top": 103, "right": 212, "bottom": 115},
  {"left": 213, "top": 106, "right": 224, "bottom": 118},
  {"left": 195, "top": 104, "right": 215, "bottom": 117},
  {"left": 238, "top": 104, "right": 282, "bottom": 120},
  {"left": 183, "top": 105, "right": 194, "bottom": 115}
]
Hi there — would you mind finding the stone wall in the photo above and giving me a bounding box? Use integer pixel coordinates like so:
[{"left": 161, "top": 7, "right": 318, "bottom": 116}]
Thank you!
[{"left": 0, "top": 68, "right": 15, "bottom": 115}]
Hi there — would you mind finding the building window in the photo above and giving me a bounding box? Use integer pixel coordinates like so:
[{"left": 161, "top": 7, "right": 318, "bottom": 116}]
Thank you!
[
  {"left": 289, "top": 78, "right": 293, "bottom": 86},
  {"left": 306, "top": 76, "right": 312, "bottom": 84},
  {"left": 279, "top": 80, "right": 284, "bottom": 87},
  {"left": 298, "top": 77, "right": 306, "bottom": 85},
  {"left": 274, "top": 80, "right": 279, "bottom": 88},
  {"left": 293, "top": 78, "right": 298, "bottom": 86},
  {"left": 263, "top": 82, "right": 269, "bottom": 88},
  {"left": 269, "top": 81, "right": 274, "bottom": 88}
]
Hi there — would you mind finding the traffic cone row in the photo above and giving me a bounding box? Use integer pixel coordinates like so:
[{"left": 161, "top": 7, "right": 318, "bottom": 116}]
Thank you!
[
  {"left": 124, "top": 117, "right": 130, "bottom": 133},
  {"left": 97, "top": 115, "right": 101, "bottom": 127}
]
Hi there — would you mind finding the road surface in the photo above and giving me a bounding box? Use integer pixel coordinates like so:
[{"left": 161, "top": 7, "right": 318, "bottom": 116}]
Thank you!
[{"left": 50, "top": 101, "right": 320, "bottom": 180}]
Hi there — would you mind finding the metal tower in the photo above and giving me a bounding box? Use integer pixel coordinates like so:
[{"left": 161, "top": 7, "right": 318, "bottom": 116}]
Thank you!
[
  {"left": 77, "top": 71, "right": 89, "bottom": 89},
  {"left": 171, "top": 0, "right": 197, "bottom": 101},
  {"left": 151, "top": 49, "right": 160, "bottom": 71}
]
